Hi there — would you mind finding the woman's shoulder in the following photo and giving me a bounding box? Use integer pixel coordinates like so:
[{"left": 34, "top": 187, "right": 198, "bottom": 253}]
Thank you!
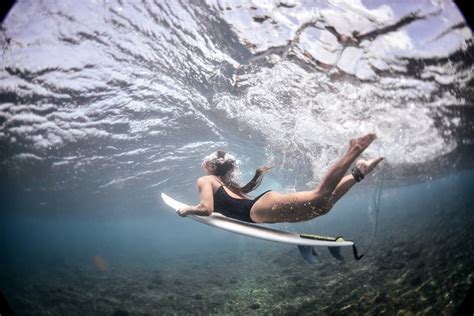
[
  {"left": 197, "top": 175, "right": 220, "bottom": 185},
  {"left": 196, "top": 176, "right": 223, "bottom": 192}
]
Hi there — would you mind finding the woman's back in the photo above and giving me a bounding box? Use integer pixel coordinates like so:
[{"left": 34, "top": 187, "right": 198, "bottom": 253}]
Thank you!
[{"left": 213, "top": 180, "right": 272, "bottom": 223}]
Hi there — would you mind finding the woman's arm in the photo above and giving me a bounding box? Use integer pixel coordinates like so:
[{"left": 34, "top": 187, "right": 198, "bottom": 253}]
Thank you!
[
  {"left": 241, "top": 166, "right": 272, "bottom": 193},
  {"left": 177, "top": 177, "right": 214, "bottom": 217}
]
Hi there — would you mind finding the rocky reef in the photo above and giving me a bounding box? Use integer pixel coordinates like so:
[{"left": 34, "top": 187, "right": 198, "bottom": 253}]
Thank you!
[{"left": 2, "top": 198, "right": 472, "bottom": 315}]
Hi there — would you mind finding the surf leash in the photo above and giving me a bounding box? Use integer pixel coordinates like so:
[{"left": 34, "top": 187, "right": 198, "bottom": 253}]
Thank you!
[{"left": 352, "top": 165, "right": 385, "bottom": 260}]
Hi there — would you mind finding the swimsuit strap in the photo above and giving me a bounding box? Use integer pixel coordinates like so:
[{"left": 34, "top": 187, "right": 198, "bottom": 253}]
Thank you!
[
  {"left": 213, "top": 176, "right": 246, "bottom": 199},
  {"left": 213, "top": 176, "right": 225, "bottom": 187}
]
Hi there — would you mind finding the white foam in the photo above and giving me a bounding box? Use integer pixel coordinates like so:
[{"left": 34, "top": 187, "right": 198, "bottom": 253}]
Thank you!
[{"left": 214, "top": 59, "right": 459, "bottom": 183}]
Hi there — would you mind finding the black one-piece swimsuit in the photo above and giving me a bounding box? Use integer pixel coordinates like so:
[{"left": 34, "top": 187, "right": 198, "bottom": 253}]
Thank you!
[{"left": 213, "top": 185, "right": 272, "bottom": 223}]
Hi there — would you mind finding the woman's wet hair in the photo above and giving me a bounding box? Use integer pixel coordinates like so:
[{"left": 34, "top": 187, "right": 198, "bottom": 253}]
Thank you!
[
  {"left": 213, "top": 151, "right": 236, "bottom": 178},
  {"left": 202, "top": 150, "right": 269, "bottom": 196}
]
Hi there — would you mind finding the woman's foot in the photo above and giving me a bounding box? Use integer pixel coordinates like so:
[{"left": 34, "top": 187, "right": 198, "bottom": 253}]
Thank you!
[
  {"left": 355, "top": 156, "right": 384, "bottom": 177},
  {"left": 349, "top": 133, "right": 377, "bottom": 156}
]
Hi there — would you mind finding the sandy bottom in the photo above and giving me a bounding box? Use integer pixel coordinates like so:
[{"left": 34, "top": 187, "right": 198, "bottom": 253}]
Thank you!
[{"left": 2, "top": 206, "right": 473, "bottom": 316}]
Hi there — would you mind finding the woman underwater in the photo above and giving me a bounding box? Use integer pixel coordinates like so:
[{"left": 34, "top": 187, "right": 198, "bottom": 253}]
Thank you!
[{"left": 177, "top": 133, "right": 384, "bottom": 223}]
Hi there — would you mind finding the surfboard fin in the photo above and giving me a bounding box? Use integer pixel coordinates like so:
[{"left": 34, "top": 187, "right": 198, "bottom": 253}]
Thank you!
[
  {"left": 297, "top": 245, "right": 319, "bottom": 264},
  {"left": 328, "top": 247, "right": 344, "bottom": 260}
]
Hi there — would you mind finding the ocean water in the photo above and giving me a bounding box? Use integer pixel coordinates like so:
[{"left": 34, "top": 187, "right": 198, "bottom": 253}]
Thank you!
[{"left": 0, "top": 0, "right": 473, "bottom": 315}]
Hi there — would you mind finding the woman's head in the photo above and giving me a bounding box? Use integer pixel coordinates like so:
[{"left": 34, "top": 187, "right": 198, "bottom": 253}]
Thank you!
[
  {"left": 201, "top": 150, "right": 239, "bottom": 179},
  {"left": 201, "top": 150, "right": 270, "bottom": 196}
]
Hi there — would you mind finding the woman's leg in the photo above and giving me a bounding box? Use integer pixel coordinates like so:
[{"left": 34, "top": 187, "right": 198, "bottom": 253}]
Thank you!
[
  {"left": 323, "top": 174, "right": 356, "bottom": 210},
  {"left": 315, "top": 134, "right": 376, "bottom": 197},
  {"left": 320, "top": 157, "right": 384, "bottom": 213},
  {"left": 250, "top": 134, "right": 378, "bottom": 223}
]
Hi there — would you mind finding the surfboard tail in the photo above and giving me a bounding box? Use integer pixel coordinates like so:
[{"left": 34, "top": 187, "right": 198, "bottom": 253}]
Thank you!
[{"left": 297, "top": 244, "right": 367, "bottom": 263}]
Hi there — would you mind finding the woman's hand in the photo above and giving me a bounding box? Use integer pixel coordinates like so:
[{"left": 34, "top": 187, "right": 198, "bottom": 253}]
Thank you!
[
  {"left": 176, "top": 205, "right": 211, "bottom": 217},
  {"left": 176, "top": 208, "right": 189, "bottom": 217},
  {"left": 257, "top": 166, "right": 273, "bottom": 174}
]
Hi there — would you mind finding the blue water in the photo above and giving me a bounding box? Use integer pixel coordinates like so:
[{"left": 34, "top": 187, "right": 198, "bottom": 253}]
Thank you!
[
  {"left": 1, "top": 0, "right": 473, "bottom": 314},
  {"left": 1, "top": 170, "right": 473, "bottom": 314}
]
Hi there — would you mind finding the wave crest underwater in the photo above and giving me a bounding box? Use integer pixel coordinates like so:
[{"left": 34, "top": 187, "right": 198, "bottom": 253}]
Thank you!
[{"left": 0, "top": 0, "right": 472, "bottom": 215}]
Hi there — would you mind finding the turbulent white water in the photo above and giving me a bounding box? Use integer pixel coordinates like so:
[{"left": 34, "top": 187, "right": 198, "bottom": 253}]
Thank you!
[{"left": 0, "top": 0, "right": 472, "bottom": 205}]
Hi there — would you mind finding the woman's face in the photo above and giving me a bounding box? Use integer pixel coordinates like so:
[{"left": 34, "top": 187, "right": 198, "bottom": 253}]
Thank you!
[{"left": 201, "top": 161, "right": 216, "bottom": 175}]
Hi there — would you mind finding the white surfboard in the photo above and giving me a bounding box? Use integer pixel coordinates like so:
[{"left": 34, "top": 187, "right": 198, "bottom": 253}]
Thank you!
[{"left": 161, "top": 193, "right": 361, "bottom": 263}]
